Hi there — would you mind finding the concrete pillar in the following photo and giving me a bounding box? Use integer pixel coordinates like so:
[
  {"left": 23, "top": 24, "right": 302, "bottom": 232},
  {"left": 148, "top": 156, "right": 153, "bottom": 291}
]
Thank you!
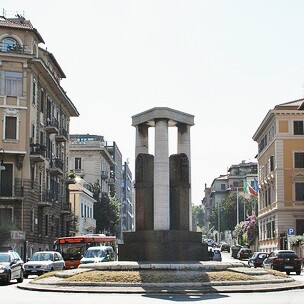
[
  {"left": 154, "top": 118, "right": 170, "bottom": 230},
  {"left": 135, "top": 123, "right": 149, "bottom": 159},
  {"left": 177, "top": 123, "right": 192, "bottom": 230},
  {"left": 177, "top": 123, "right": 191, "bottom": 161}
]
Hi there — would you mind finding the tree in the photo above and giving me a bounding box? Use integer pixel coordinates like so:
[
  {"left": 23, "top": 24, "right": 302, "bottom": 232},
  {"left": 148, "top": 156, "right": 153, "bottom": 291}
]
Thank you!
[
  {"left": 192, "top": 204, "right": 205, "bottom": 231},
  {"left": 209, "top": 194, "right": 258, "bottom": 236},
  {"left": 92, "top": 180, "right": 120, "bottom": 236}
]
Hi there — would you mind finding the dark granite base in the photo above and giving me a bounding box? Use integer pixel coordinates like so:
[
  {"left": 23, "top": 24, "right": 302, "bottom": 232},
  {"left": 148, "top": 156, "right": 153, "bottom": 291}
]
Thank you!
[{"left": 118, "top": 230, "right": 209, "bottom": 261}]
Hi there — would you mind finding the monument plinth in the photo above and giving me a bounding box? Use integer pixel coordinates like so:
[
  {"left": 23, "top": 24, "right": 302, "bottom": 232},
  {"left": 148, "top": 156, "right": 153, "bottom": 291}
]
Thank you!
[{"left": 118, "top": 107, "right": 207, "bottom": 261}]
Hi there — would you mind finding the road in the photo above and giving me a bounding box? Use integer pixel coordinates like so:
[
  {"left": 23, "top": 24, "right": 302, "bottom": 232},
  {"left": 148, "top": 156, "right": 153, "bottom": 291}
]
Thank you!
[{"left": 0, "top": 251, "right": 303, "bottom": 304}]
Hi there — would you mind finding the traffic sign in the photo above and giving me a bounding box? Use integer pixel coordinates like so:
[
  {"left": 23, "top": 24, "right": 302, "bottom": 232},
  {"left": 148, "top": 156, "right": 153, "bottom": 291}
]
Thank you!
[{"left": 287, "top": 228, "right": 295, "bottom": 235}]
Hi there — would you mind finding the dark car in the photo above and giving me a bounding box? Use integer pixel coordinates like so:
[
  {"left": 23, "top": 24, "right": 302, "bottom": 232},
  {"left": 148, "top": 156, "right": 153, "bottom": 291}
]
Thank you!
[
  {"left": 220, "top": 243, "right": 230, "bottom": 252},
  {"left": 262, "top": 250, "right": 302, "bottom": 275},
  {"left": 248, "top": 252, "right": 268, "bottom": 268},
  {"left": 0, "top": 251, "right": 24, "bottom": 284},
  {"left": 237, "top": 248, "right": 253, "bottom": 260}
]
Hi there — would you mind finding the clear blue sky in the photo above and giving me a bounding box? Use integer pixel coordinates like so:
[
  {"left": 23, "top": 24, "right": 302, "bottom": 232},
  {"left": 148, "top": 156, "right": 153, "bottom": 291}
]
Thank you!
[{"left": 2, "top": 0, "right": 304, "bottom": 205}]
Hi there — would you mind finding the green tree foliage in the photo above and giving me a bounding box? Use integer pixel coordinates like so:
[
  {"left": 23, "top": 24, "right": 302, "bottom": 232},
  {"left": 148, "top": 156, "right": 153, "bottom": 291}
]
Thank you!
[
  {"left": 92, "top": 181, "right": 120, "bottom": 236},
  {"left": 192, "top": 204, "right": 205, "bottom": 231},
  {"left": 209, "top": 194, "right": 258, "bottom": 233}
]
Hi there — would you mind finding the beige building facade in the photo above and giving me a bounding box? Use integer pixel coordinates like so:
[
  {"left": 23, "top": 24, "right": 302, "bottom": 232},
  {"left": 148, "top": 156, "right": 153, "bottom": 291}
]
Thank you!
[
  {"left": 253, "top": 99, "right": 304, "bottom": 252},
  {"left": 0, "top": 13, "right": 79, "bottom": 258}
]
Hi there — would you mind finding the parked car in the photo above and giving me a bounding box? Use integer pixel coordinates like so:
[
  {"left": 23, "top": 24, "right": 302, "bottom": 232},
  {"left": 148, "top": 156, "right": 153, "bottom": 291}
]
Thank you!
[
  {"left": 231, "top": 245, "right": 242, "bottom": 258},
  {"left": 212, "top": 249, "right": 222, "bottom": 262},
  {"left": 248, "top": 252, "right": 268, "bottom": 268},
  {"left": 0, "top": 251, "right": 24, "bottom": 284},
  {"left": 80, "top": 246, "right": 116, "bottom": 264},
  {"left": 24, "top": 251, "right": 65, "bottom": 278},
  {"left": 237, "top": 248, "right": 253, "bottom": 260},
  {"left": 220, "top": 243, "right": 230, "bottom": 252},
  {"left": 262, "top": 250, "right": 302, "bottom": 275}
]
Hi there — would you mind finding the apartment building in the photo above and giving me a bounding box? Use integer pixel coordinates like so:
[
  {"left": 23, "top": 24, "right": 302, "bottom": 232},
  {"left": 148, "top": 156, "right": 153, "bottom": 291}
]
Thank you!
[
  {"left": 121, "top": 160, "right": 134, "bottom": 234},
  {"left": 68, "top": 134, "right": 114, "bottom": 195},
  {"left": 69, "top": 178, "right": 96, "bottom": 235},
  {"left": 203, "top": 161, "right": 258, "bottom": 242},
  {"left": 253, "top": 99, "right": 304, "bottom": 252},
  {"left": 0, "top": 12, "right": 79, "bottom": 258}
]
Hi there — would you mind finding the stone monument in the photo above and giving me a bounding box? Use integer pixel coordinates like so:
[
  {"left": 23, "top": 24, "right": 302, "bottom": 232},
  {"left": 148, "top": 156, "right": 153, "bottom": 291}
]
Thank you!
[{"left": 118, "top": 107, "right": 206, "bottom": 261}]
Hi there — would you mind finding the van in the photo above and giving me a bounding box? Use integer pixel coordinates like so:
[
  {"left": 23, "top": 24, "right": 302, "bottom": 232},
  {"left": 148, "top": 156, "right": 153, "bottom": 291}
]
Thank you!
[{"left": 80, "top": 246, "right": 116, "bottom": 264}]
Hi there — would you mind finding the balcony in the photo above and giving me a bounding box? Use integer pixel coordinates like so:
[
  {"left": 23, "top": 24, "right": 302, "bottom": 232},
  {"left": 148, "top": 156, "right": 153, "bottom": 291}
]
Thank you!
[
  {"left": 30, "top": 144, "right": 46, "bottom": 162},
  {"left": 56, "top": 128, "right": 68, "bottom": 142},
  {"left": 45, "top": 117, "right": 59, "bottom": 134},
  {"left": 38, "top": 189, "right": 55, "bottom": 207},
  {"left": 60, "top": 202, "right": 71, "bottom": 214},
  {"left": 48, "top": 158, "right": 64, "bottom": 176}
]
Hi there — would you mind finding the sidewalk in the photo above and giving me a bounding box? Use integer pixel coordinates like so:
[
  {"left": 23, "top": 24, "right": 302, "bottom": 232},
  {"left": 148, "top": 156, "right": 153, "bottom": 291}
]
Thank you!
[{"left": 18, "top": 261, "right": 304, "bottom": 294}]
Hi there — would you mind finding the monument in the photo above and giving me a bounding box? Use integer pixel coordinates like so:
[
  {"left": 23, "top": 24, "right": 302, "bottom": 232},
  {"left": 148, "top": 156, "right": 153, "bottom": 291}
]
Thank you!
[{"left": 118, "top": 107, "right": 207, "bottom": 261}]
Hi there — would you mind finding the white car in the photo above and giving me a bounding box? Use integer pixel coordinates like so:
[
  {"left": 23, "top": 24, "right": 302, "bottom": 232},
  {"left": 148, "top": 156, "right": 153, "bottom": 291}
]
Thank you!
[
  {"left": 80, "top": 246, "right": 116, "bottom": 264},
  {"left": 24, "top": 251, "right": 65, "bottom": 277}
]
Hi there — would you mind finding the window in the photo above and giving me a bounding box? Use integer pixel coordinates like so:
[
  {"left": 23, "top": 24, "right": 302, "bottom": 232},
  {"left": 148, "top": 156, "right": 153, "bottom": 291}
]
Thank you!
[
  {"left": 0, "top": 71, "right": 22, "bottom": 96},
  {"left": 295, "top": 182, "right": 304, "bottom": 201},
  {"left": 296, "top": 219, "right": 304, "bottom": 235},
  {"left": 75, "top": 158, "right": 81, "bottom": 170},
  {"left": 0, "top": 208, "right": 12, "bottom": 226},
  {"left": 40, "top": 89, "right": 45, "bottom": 112},
  {"left": 294, "top": 121, "right": 304, "bottom": 135},
  {"left": 1, "top": 38, "right": 18, "bottom": 52},
  {"left": 220, "top": 184, "right": 225, "bottom": 190},
  {"left": 295, "top": 152, "right": 304, "bottom": 168},
  {"left": 32, "top": 78, "right": 37, "bottom": 105},
  {"left": 5, "top": 116, "right": 17, "bottom": 140},
  {"left": 31, "top": 209, "right": 35, "bottom": 233}
]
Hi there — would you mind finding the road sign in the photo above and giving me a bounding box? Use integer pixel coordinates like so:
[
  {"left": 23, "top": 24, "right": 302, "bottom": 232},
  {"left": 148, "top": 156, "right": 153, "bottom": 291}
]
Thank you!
[{"left": 287, "top": 228, "right": 295, "bottom": 235}]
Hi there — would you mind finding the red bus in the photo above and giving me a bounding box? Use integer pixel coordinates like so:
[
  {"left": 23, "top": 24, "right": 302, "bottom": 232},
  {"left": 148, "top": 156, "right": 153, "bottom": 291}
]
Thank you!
[{"left": 54, "top": 234, "right": 117, "bottom": 269}]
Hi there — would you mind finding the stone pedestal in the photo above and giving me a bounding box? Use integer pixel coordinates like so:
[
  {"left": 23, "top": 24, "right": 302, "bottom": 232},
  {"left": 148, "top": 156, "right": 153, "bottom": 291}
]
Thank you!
[{"left": 118, "top": 230, "right": 204, "bottom": 261}]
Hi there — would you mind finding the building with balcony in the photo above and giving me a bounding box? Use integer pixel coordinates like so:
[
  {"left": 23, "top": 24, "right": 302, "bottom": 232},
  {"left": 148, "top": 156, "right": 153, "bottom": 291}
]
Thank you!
[
  {"left": 203, "top": 161, "right": 258, "bottom": 243},
  {"left": 68, "top": 134, "right": 114, "bottom": 194},
  {"left": 0, "top": 12, "right": 79, "bottom": 259},
  {"left": 69, "top": 178, "right": 96, "bottom": 235},
  {"left": 253, "top": 99, "right": 304, "bottom": 252},
  {"left": 121, "top": 160, "right": 134, "bottom": 235}
]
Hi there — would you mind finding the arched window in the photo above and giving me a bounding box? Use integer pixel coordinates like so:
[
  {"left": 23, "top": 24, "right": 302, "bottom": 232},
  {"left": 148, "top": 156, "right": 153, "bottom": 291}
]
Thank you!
[{"left": 1, "top": 38, "right": 19, "bottom": 52}]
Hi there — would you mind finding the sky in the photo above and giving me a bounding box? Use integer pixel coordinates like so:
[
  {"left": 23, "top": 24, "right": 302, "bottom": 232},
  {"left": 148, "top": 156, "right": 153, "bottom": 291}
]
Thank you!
[{"left": 2, "top": 0, "right": 304, "bottom": 205}]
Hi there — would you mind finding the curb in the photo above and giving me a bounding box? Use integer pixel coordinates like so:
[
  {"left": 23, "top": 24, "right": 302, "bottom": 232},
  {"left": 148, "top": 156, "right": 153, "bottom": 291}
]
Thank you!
[{"left": 17, "top": 278, "right": 304, "bottom": 294}]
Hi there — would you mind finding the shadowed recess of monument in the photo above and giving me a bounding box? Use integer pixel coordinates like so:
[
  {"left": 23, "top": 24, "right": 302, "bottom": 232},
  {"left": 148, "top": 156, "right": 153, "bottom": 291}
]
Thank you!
[{"left": 118, "top": 107, "right": 208, "bottom": 261}]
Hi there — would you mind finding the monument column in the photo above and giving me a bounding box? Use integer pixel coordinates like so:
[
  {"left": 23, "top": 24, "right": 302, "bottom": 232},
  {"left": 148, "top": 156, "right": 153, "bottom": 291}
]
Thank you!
[
  {"left": 177, "top": 123, "right": 191, "bottom": 160},
  {"left": 154, "top": 118, "right": 170, "bottom": 230},
  {"left": 177, "top": 123, "right": 192, "bottom": 230},
  {"left": 135, "top": 123, "right": 149, "bottom": 158}
]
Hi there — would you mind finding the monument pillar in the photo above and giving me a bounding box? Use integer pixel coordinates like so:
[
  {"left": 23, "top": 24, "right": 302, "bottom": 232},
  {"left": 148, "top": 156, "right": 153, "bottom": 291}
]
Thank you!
[
  {"left": 154, "top": 118, "right": 170, "bottom": 230},
  {"left": 177, "top": 123, "right": 192, "bottom": 230},
  {"left": 118, "top": 107, "right": 208, "bottom": 261},
  {"left": 135, "top": 123, "right": 149, "bottom": 158}
]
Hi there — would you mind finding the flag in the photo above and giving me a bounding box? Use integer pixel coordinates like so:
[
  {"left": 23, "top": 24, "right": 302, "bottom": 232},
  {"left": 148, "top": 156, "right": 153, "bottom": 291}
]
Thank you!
[
  {"left": 253, "top": 178, "right": 259, "bottom": 193},
  {"left": 244, "top": 178, "right": 258, "bottom": 196}
]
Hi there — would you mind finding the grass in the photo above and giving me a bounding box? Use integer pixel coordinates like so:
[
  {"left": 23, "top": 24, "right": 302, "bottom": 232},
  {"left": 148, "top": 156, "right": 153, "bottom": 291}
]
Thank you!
[
  {"left": 63, "top": 270, "right": 255, "bottom": 283},
  {"left": 33, "top": 268, "right": 289, "bottom": 284}
]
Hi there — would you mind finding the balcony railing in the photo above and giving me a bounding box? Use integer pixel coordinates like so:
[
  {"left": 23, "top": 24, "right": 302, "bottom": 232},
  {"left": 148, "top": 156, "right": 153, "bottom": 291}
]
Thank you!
[
  {"left": 0, "top": 42, "right": 32, "bottom": 55},
  {"left": 48, "top": 158, "right": 64, "bottom": 176},
  {"left": 45, "top": 117, "right": 59, "bottom": 134},
  {"left": 56, "top": 128, "right": 68, "bottom": 142},
  {"left": 30, "top": 144, "right": 47, "bottom": 162}
]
